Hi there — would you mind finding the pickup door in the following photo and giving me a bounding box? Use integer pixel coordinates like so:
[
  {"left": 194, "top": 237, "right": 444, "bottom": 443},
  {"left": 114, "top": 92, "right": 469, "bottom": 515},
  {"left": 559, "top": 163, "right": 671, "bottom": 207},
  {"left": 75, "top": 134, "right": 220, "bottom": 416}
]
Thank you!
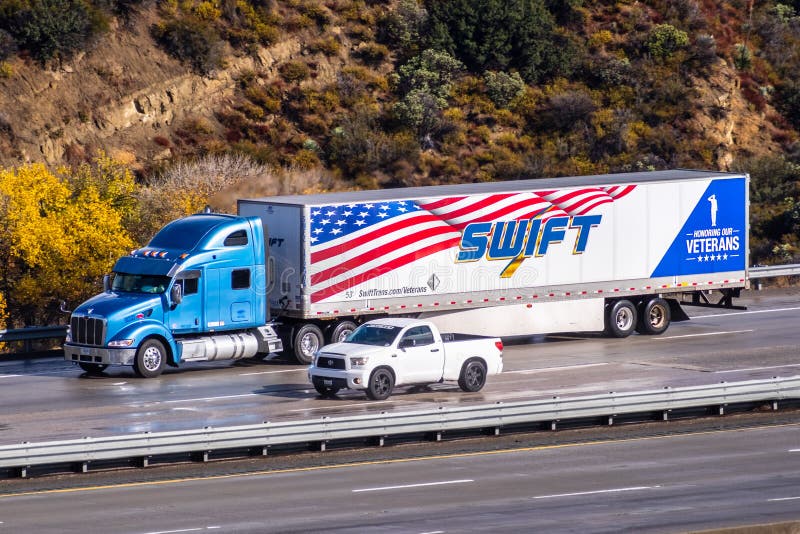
[{"left": 396, "top": 324, "right": 445, "bottom": 384}]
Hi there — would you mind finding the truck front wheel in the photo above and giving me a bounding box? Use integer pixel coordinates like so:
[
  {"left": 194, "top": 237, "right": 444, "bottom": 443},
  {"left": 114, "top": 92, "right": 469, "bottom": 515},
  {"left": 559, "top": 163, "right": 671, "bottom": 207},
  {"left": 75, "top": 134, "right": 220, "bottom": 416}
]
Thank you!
[
  {"left": 636, "top": 297, "right": 671, "bottom": 335},
  {"left": 293, "top": 324, "right": 324, "bottom": 364},
  {"left": 458, "top": 359, "right": 487, "bottom": 392},
  {"left": 79, "top": 362, "right": 108, "bottom": 375},
  {"left": 366, "top": 367, "right": 394, "bottom": 400},
  {"left": 134, "top": 339, "right": 166, "bottom": 378}
]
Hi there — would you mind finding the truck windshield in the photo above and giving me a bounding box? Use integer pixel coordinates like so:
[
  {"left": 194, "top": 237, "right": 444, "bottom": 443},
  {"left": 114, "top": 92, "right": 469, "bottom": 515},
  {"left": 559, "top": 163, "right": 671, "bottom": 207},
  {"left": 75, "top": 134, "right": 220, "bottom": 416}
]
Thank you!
[
  {"left": 344, "top": 324, "right": 400, "bottom": 346},
  {"left": 112, "top": 273, "right": 171, "bottom": 294}
]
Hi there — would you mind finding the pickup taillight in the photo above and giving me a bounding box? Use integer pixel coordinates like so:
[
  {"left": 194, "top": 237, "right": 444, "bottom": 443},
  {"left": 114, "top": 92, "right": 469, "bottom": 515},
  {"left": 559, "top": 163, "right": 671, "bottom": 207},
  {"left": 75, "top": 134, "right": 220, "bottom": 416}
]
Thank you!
[{"left": 495, "top": 340, "right": 503, "bottom": 352}]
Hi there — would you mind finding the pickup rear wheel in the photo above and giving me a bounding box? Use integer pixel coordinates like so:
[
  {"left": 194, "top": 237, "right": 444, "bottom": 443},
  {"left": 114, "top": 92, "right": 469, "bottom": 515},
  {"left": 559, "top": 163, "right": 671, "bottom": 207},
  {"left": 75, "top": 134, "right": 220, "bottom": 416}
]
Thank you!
[
  {"left": 458, "top": 359, "right": 487, "bottom": 392},
  {"left": 79, "top": 362, "right": 108, "bottom": 375},
  {"left": 366, "top": 367, "right": 394, "bottom": 400},
  {"left": 133, "top": 339, "right": 166, "bottom": 378},
  {"left": 293, "top": 324, "right": 324, "bottom": 364}
]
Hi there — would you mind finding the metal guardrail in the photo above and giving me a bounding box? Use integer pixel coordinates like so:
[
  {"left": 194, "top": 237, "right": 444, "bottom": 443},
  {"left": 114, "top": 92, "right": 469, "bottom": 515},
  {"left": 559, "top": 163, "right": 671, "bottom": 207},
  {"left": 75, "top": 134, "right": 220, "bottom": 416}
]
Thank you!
[
  {"left": 2, "top": 376, "right": 798, "bottom": 477},
  {"left": 0, "top": 326, "right": 68, "bottom": 352},
  {"left": 749, "top": 264, "right": 800, "bottom": 279}
]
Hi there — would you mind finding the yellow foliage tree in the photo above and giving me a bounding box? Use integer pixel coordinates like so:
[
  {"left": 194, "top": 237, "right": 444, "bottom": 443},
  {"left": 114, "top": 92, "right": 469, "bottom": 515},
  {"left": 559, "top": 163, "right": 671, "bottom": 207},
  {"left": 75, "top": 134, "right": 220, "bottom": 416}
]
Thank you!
[{"left": 0, "top": 160, "right": 136, "bottom": 327}]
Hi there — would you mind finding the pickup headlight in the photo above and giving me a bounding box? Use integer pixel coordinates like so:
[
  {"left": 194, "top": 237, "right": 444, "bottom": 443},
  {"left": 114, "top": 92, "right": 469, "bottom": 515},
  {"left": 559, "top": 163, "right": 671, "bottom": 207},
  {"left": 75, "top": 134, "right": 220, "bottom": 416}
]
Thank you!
[
  {"left": 108, "top": 339, "right": 134, "bottom": 347},
  {"left": 350, "top": 356, "right": 369, "bottom": 368}
]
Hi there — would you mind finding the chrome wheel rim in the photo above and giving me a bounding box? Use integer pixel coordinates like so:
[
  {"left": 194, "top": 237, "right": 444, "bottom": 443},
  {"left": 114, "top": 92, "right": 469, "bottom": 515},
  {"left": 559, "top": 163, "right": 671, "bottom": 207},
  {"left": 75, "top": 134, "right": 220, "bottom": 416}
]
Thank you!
[{"left": 142, "top": 346, "right": 162, "bottom": 371}]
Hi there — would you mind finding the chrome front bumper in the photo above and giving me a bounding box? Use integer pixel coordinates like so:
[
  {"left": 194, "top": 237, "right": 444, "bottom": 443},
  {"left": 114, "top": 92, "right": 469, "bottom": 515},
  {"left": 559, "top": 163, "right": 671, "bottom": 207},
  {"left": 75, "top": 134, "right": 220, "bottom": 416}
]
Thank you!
[{"left": 64, "top": 343, "right": 137, "bottom": 366}]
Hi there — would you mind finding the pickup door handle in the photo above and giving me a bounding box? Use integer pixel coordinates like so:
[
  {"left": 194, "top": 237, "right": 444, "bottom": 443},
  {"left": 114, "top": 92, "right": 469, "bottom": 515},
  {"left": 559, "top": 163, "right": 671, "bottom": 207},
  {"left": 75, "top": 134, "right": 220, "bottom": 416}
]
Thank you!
[{"left": 431, "top": 348, "right": 440, "bottom": 352}]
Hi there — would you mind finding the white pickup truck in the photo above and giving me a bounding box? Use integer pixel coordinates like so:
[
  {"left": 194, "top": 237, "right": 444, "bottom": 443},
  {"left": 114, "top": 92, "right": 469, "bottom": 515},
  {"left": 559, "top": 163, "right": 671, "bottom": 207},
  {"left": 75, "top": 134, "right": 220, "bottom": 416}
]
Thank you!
[{"left": 307, "top": 318, "right": 503, "bottom": 400}]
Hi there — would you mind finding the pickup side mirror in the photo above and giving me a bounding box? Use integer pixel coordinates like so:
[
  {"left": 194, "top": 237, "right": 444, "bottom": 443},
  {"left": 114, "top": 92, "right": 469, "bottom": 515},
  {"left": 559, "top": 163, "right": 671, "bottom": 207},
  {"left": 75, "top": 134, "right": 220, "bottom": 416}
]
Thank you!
[
  {"left": 170, "top": 283, "right": 183, "bottom": 307},
  {"left": 398, "top": 338, "right": 416, "bottom": 349}
]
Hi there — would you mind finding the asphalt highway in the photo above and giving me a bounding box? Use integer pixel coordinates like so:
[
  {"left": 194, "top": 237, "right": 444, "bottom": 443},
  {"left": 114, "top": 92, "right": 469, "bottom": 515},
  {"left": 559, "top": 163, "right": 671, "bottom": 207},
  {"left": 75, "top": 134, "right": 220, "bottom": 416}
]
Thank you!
[
  {"left": 0, "top": 288, "right": 799, "bottom": 445},
  {"left": 0, "top": 421, "right": 799, "bottom": 533}
]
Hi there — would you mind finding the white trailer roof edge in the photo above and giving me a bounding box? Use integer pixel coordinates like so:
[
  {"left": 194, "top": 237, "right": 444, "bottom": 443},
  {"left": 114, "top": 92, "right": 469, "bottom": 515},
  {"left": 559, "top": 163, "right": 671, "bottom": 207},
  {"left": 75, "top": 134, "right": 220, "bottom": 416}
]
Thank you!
[{"left": 238, "top": 169, "right": 746, "bottom": 207}]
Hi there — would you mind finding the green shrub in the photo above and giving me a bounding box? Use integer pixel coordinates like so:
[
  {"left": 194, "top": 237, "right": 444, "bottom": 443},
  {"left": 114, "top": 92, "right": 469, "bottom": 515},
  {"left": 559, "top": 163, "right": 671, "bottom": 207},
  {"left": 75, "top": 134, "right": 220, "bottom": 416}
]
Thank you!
[
  {"left": 484, "top": 71, "right": 526, "bottom": 108},
  {"left": 733, "top": 43, "right": 752, "bottom": 71},
  {"left": 9, "top": 0, "right": 94, "bottom": 64},
  {"left": 355, "top": 42, "right": 390, "bottom": 65},
  {"left": 279, "top": 60, "right": 310, "bottom": 82},
  {"left": 0, "top": 29, "right": 16, "bottom": 61},
  {"left": 308, "top": 35, "right": 341, "bottom": 56},
  {"left": 646, "top": 24, "right": 689, "bottom": 60},
  {"left": 152, "top": 17, "right": 224, "bottom": 74}
]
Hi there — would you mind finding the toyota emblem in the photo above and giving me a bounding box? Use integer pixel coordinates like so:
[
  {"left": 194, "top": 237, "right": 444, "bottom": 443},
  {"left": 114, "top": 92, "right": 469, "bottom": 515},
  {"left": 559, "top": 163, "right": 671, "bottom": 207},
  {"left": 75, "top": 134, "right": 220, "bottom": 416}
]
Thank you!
[{"left": 327, "top": 359, "right": 333, "bottom": 366}]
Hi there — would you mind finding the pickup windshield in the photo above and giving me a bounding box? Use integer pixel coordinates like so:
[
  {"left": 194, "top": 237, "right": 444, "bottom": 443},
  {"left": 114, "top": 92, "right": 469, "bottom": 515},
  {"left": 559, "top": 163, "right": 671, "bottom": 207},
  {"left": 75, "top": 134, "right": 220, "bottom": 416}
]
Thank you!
[
  {"left": 345, "top": 324, "right": 400, "bottom": 346},
  {"left": 112, "top": 273, "right": 171, "bottom": 294}
]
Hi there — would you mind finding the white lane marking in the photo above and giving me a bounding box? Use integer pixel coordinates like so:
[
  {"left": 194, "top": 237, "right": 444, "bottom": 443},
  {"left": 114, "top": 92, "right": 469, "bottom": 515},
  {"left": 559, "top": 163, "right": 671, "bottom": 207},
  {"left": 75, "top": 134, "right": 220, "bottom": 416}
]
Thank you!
[
  {"left": 533, "top": 485, "right": 662, "bottom": 499},
  {"left": 504, "top": 363, "right": 608, "bottom": 374},
  {"left": 717, "top": 364, "right": 800, "bottom": 373},
  {"left": 419, "top": 531, "right": 445, "bottom": 534},
  {"left": 655, "top": 330, "right": 753, "bottom": 340},
  {"left": 239, "top": 369, "right": 305, "bottom": 376},
  {"left": 290, "top": 400, "right": 398, "bottom": 412},
  {"left": 141, "top": 528, "right": 220, "bottom": 534},
  {"left": 789, "top": 449, "right": 800, "bottom": 452},
  {"left": 768, "top": 496, "right": 800, "bottom": 502},
  {"left": 165, "top": 394, "right": 258, "bottom": 404},
  {"left": 113, "top": 382, "right": 128, "bottom": 385},
  {"left": 697, "top": 306, "right": 800, "bottom": 319},
  {"left": 0, "top": 374, "right": 21, "bottom": 379},
  {"left": 353, "top": 479, "right": 473, "bottom": 493}
]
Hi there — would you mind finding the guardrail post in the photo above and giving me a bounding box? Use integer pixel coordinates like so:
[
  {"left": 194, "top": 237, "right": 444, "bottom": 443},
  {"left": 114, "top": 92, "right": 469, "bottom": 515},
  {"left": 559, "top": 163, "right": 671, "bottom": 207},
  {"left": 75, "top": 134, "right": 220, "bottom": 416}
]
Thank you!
[
  {"left": 191, "top": 451, "right": 210, "bottom": 462},
  {"left": 138, "top": 456, "right": 151, "bottom": 468},
  {"left": 18, "top": 466, "right": 29, "bottom": 478}
]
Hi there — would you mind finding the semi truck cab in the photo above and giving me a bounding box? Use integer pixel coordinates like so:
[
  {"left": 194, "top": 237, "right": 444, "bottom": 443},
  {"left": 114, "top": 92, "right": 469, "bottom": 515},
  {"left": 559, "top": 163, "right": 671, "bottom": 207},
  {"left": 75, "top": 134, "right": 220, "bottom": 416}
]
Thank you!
[{"left": 64, "top": 213, "right": 282, "bottom": 377}]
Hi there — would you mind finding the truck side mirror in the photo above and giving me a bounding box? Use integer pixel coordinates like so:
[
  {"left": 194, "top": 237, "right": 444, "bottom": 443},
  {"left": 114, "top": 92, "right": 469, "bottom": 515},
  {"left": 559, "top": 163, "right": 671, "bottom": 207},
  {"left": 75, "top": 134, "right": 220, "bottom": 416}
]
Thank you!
[
  {"left": 103, "top": 275, "right": 111, "bottom": 292},
  {"left": 170, "top": 283, "right": 183, "bottom": 307}
]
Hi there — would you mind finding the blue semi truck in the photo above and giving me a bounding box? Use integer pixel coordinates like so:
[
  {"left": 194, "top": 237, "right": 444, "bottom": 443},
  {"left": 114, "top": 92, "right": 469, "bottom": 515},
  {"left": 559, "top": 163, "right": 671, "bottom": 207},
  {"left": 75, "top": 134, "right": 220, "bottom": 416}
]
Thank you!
[{"left": 64, "top": 212, "right": 283, "bottom": 377}]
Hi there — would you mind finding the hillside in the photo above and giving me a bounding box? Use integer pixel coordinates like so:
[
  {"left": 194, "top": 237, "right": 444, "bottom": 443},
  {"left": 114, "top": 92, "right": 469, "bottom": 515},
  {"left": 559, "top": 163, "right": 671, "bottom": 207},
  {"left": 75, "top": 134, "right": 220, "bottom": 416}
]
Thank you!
[{"left": 0, "top": 0, "right": 799, "bottom": 327}]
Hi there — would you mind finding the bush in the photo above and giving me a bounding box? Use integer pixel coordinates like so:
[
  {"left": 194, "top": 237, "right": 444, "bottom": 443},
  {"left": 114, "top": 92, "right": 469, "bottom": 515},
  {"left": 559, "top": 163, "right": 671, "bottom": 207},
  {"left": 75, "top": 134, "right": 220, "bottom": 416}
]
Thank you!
[
  {"left": 540, "top": 90, "right": 596, "bottom": 132},
  {"left": 279, "top": 60, "right": 310, "bottom": 82},
  {"left": 152, "top": 17, "right": 224, "bottom": 74},
  {"left": 9, "top": 0, "right": 94, "bottom": 64},
  {"left": 733, "top": 43, "right": 752, "bottom": 71},
  {"left": 775, "top": 80, "right": 800, "bottom": 131},
  {"left": 484, "top": 71, "right": 526, "bottom": 108},
  {"left": 646, "top": 24, "right": 689, "bottom": 60},
  {"left": 354, "top": 42, "right": 390, "bottom": 65},
  {"left": 0, "top": 29, "right": 16, "bottom": 61}
]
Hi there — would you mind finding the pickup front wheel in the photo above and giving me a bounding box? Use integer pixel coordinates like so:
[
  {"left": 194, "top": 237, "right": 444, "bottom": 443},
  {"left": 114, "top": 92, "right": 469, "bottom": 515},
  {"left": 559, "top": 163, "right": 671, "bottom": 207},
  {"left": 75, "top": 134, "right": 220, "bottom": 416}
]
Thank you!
[
  {"left": 366, "top": 367, "right": 394, "bottom": 400},
  {"left": 133, "top": 339, "right": 166, "bottom": 378},
  {"left": 459, "top": 359, "right": 487, "bottom": 392}
]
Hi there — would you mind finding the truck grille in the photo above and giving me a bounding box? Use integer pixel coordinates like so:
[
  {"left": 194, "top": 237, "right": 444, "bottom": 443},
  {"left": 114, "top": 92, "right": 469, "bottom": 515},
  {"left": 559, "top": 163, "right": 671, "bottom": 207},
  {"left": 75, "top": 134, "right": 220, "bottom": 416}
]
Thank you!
[
  {"left": 70, "top": 316, "right": 106, "bottom": 346},
  {"left": 316, "top": 355, "right": 346, "bottom": 370}
]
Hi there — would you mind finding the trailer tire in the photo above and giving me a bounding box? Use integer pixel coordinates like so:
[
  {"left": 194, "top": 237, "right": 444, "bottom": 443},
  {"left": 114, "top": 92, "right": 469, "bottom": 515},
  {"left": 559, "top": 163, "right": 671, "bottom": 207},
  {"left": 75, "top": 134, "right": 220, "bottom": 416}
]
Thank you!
[
  {"left": 329, "top": 320, "right": 357, "bottom": 343},
  {"left": 79, "top": 362, "right": 108, "bottom": 375},
  {"left": 293, "top": 323, "right": 324, "bottom": 364},
  {"left": 458, "top": 359, "right": 487, "bottom": 392},
  {"left": 606, "top": 299, "right": 637, "bottom": 338},
  {"left": 636, "top": 297, "right": 671, "bottom": 335},
  {"left": 133, "top": 339, "right": 166, "bottom": 378},
  {"left": 366, "top": 367, "right": 395, "bottom": 400}
]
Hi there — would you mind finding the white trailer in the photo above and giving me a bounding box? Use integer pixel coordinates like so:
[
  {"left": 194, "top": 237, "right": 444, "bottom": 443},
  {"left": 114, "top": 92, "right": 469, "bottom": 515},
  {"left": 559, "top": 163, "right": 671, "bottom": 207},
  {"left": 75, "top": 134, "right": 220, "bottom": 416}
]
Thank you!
[{"left": 238, "top": 169, "right": 749, "bottom": 363}]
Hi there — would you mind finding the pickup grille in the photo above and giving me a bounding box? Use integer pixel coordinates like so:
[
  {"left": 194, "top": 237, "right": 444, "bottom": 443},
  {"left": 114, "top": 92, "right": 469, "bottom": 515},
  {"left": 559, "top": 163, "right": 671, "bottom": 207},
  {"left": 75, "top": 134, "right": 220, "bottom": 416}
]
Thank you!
[
  {"left": 316, "top": 355, "right": 346, "bottom": 370},
  {"left": 70, "top": 316, "right": 106, "bottom": 346}
]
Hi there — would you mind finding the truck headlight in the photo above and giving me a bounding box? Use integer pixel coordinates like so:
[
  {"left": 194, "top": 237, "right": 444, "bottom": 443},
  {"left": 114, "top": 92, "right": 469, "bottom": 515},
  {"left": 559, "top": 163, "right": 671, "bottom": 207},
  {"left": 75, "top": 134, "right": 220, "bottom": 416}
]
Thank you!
[
  {"left": 350, "top": 356, "right": 369, "bottom": 368},
  {"left": 108, "top": 339, "right": 134, "bottom": 347}
]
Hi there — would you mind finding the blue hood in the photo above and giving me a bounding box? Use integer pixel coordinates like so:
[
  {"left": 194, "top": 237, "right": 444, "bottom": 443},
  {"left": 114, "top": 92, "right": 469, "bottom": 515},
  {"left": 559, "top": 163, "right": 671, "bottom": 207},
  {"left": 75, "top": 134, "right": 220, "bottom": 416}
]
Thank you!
[{"left": 74, "top": 292, "right": 165, "bottom": 324}]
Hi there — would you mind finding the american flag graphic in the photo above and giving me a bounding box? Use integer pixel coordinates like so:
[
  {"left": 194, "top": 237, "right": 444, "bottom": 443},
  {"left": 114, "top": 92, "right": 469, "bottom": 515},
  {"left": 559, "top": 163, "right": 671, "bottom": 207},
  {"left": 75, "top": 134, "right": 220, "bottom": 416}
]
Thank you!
[{"left": 308, "top": 185, "right": 635, "bottom": 302}]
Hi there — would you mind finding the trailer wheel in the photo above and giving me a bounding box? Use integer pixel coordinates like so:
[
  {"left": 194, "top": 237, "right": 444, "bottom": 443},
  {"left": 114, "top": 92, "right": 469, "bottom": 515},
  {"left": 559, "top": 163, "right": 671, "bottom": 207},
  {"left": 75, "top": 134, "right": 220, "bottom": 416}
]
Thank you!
[
  {"left": 458, "top": 359, "right": 487, "bottom": 392},
  {"left": 606, "top": 299, "right": 637, "bottom": 338},
  {"left": 329, "top": 320, "right": 357, "bottom": 343},
  {"left": 366, "top": 367, "right": 394, "bottom": 400},
  {"left": 293, "top": 323, "right": 324, "bottom": 364},
  {"left": 636, "top": 297, "right": 671, "bottom": 335},
  {"left": 133, "top": 339, "right": 166, "bottom": 378},
  {"left": 79, "top": 362, "right": 108, "bottom": 375}
]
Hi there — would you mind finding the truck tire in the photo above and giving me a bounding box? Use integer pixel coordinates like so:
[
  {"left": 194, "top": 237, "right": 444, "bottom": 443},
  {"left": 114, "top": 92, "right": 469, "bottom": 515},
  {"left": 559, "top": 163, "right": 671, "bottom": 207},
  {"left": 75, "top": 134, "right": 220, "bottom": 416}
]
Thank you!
[
  {"left": 636, "top": 297, "right": 671, "bottom": 335},
  {"left": 293, "top": 323, "right": 324, "bottom": 364},
  {"left": 606, "top": 299, "right": 637, "bottom": 338},
  {"left": 366, "top": 367, "right": 394, "bottom": 400},
  {"left": 79, "top": 362, "right": 108, "bottom": 375},
  {"left": 329, "top": 320, "right": 357, "bottom": 343},
  {"left": 458, "top": 359, "right": 487, "bottom": 392},
  {"left": 133, "top": 339, "right": 166, "bottom": 378}
]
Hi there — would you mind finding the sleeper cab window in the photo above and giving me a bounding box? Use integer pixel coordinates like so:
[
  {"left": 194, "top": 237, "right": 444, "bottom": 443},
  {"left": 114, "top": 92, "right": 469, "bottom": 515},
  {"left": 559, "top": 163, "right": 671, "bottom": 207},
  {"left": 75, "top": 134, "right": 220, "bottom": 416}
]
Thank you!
[
  {"left": 224, "top": 230, "right": 248, "bottom": 247},
  {"left": 232, "top": 268, "right": 251, "bottom": 290}
]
